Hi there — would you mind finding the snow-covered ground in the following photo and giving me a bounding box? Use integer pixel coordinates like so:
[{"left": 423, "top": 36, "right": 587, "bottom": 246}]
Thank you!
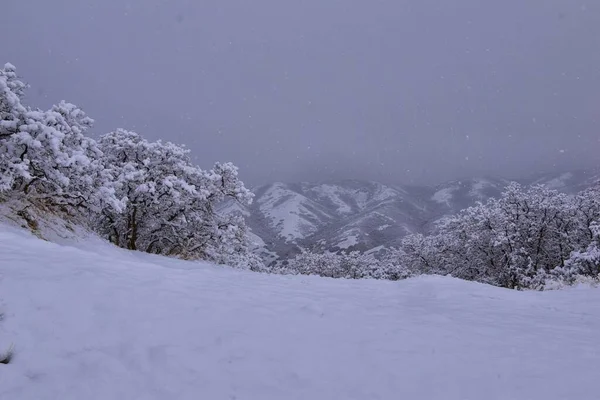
[{"left": 1, "top": 225, "right": 599, "bottom": 400}]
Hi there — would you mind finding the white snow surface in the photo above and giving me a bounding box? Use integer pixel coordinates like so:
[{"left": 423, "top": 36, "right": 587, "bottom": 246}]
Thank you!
[
  {"left": 257, "top": 183, "right": 324, "bottom": 241},
  {"left": 311, "top": 184, "right": 354, "bottom": 214},
  {"left": 1, "top": 225, "right": 600, "bottom": 400},
  {"left": 309, "top": 183, "right": 399, "bottom": 215},
  {"left": 335, "top": 234, "right": 359, "bottom": 249},
  {"left": 469, "top": 178, "right": 492, "bottom": 199},
  {"left": 539, "top": 172, "right": 575, "bottom": 190},
  {"left": 372, "top": 184, "right": 400, "bottom": 203},
  {"left": 432, "top": 186, "right": 456, "bottom": 205}
]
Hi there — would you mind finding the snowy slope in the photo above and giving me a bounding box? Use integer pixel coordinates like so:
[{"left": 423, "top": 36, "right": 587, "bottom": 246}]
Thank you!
[
  {"left": 430, "top": 177, "right": 509, "bottom": 211},
  {"left": 528, "top": 168, "right": 600, "bottom": 193},
  {"left": 1, "top": 226, "right": 600, "bottom": 400},
  {"left": 254, "top": 182, "right": 334, "bottom": 242},
  {"left": 246, "top": 180, "right": 432, "bottom": 258},
  {"left": 305, "top": 181, "right": 428, "bottom": 252}
]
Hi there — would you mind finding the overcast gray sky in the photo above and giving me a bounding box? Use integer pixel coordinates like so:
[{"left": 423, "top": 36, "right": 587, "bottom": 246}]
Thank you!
[{"left": 1, "top": 0, "right": 599, "bottom": 186}]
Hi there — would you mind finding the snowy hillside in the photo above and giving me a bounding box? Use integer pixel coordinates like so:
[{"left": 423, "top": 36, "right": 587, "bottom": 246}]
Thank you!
[
  {"left": 430, "top": 177, "right": 509, "bottom": 210},
  {"left": 528, "top": 169, "right": 600, "bottom": 193},
  {"left": 242, "top": 180, "right": 432, "bottom": 259},
  {"left": 242, "top": 169, "right": 600, "bottom": 260},
  {"left": 1, "top": 226, "right": 600, "bottom": 399}
]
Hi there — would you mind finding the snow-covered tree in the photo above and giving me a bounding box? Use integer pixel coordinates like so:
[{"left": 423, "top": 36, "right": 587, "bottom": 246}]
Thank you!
[
  {"left": 0, "top": 63, "right": 120, "bottom": 214},
  {"left": 277, "top": 249, "right": 410, "bottom": 280},
  {"left": 376, "top": 248, "right": 415, "bottom": 280},
  {"left": 1, "top": 63, "right": 28, "bottom": 191},
  {"left": 555, "top": 221, "right": 600, "bottom": 284},
  {"left": 0, "top": 63, "right": 26, "bottom": 135},
  {"left": 395, "top": 232, "right": 445, "bottom": 276},
  {"left": 399, "top": 182, "right": 600, "bottom": 289},
  {"left": 279, "top": 251, "right": 340, "bottom": 278},
  {"left": 95, "top": 129, "right": 261, "bottom": 269}
]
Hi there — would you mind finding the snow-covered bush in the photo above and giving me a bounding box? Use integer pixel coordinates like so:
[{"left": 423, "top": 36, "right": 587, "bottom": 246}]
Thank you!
[
  {"left": 377, "top": 247, "right": 420, "bottom": 280},
  {"left": 290, "top": 251, "right": 363, "bottom": 278},
  {"left": 0, "top": 63, "right": 121, "bottom": 215},
  {"left": 398, "top": 182, "right": 600, "bottom": 289},
  {"left": 1, "top": 62, "right": 261, "bottom": 271},
  {"left": 277, "top": 250, "right": 413, "bottom": 280},
  {"left": 0, "top": 63, "right": 26, "bottom": 142},
  {"left": 552, "top": 221, "right": 600, "bottom": 285},
  {"left": 95, "top": 129, "right": 262, "bottom": 270},
  {"left": 394, "top": 233, "right": 444, "bottom": 276},
  {"left": 1, "top": 63, "right": 30, "bottom": 192}
]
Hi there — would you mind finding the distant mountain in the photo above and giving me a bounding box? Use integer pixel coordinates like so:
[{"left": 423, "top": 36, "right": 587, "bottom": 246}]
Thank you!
[
  {"left": 526, "top": 169, "right": 600, "bottom": 193},
  {"left": 226, "top": 168, "right": 600, "bottom": 264}
]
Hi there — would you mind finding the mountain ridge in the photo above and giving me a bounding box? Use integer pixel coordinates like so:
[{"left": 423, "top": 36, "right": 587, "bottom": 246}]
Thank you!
[{"left": 233, "top": 168, "right": 600, "bottom": 263}]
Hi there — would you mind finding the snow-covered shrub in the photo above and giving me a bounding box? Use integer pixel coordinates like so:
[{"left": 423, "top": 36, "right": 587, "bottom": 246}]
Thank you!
[
  {"left": 277, "top": 251, "right": 341, "bottom": 278},
  {"left": 399, "top": 182, "right": 600, "bottom": 290},
  {"left": 0, "top": 63, "right": 121, "bottom": 216},
  {"left": 1, "top": 63, "right": 261, "bottom": 270},
  {"left": 394, "top": 233, "right": 444, "bottom": 276},
  {"left": 277, "top": 250, "right": 413, "bottom": 280},
  {"left": 551, "top": 221, "right": 600, "bottom": 285},
  {"left": 377, "top": 248, "right": 420, "bottom": 280},
  {"left": 0, "top": 63, "right": 26, "bottom": 141},
  {"left": 95, "top": 129, "right": 262, "bottom": 269},
  {"left": 1, "top": 63, "right": 29, "bottom": 192}
]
